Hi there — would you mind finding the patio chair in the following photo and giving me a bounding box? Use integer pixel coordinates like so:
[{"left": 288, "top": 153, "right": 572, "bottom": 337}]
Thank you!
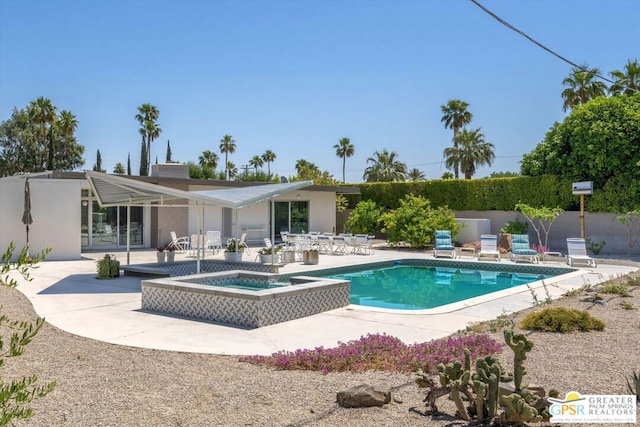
[
  {"left": 566, "top": 238, "right": 597, "bottom": 268},
  {"left": 477, "top": 234, "right": 501, "bottom": 261},
  {"left": 101, "top": 224, "right": 117, "bottom": 243},
  {"left": 168, "top": 231, "right": 189, "bottom": 253},
  {"left": 509, "top": 234, "right": 539, "bottom": 264},
  {"left": 353, "top": 234, "right": 373, "bottom": 255},
  {"left": 206, "top": 230, "right": 222, "bottom": 255},
  {"left": 433, "top": 230, "right": 456, "bottom": 259}
]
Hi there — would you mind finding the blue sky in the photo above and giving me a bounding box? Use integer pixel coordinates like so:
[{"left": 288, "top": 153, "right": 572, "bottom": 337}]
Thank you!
[{"left": 1, "top": 0, "right": 638, "bottom": 182}]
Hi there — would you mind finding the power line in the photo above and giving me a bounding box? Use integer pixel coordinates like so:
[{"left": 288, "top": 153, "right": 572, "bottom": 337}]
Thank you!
[{"left": 468, "top": 0, "right": 617, "bottom": 86}]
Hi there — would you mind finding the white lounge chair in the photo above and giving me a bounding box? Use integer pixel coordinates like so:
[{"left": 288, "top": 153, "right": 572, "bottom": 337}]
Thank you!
[
  {"left": 509, "top": 234, "right": 539, "bottom": 264},
  {"left": 168, "top": 231, "right": 189, "bottom": 253},
  {"left": 206, "top": 230, "right": 222, "bottom": 255},
  {"left": 477, "top": 234, "right": 501, "bottom": 261},
  {"left": 433, "top": 230, "right": 456, "bottom": 259},
  {"left": 566, "top": 238, "right": 597, "bottom": 268}
]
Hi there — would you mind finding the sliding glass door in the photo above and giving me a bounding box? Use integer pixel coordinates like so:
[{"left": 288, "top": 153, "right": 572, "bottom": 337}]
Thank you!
[{"left": 273, "top": 200, "right": 309, "bottom": 241}]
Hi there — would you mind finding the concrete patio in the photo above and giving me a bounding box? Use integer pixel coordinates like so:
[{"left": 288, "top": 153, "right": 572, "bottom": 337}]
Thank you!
[{"left": 14, "top": 247, "right": 637, "bottom": 356}]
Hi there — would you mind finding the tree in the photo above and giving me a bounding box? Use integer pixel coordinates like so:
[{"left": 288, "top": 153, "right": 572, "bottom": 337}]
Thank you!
[
  {"left": 127, "top": 152, "right": 131, "bottom": 175},
  {"left": 445, "top": 128, "right": 494, "bottom": 179},
  {"left": 219, "top": 134, "right": 236, "bottom": 180},
  {"left": 441, "top": 99, "right": 473, "bottom": 178},
  {"left": 93, "top": 149, "right": 105, "bottom": 172},
  {"left": 165, "top": 139, "right": 172, "bottom": 162},
  {"left": 521, "top": 94, "right": 640, "bottom": 192},
  {"left": 407, "top": 168, "right": 426, "bottom": 181},
  {"left": 334, "top": 137, "right": 354, "bottom": 183},
  {"left": 135, "top": 103, "right": 161, "bottom": 175},
  {"left": 0, "top": 102, "right": 84, "bottom": 176},
  {"left": 561, "top": 65, "right": 608, "bottom": 112},
  {"left": 363, "top": 149, "right": 407, "bottom": 182},
  {"left": 295, "top": 159, "right": 319, "bottom": 176},
  {"left": 198, "top": 150, "right": 219, "bottom": 176},
  {"left": 139, "top": 137, "right": 148, "bottom": 176},
  {"left": 1, "top": 242, "right": 55, "bottom": 425},
  {"left": 113, "top": 162, "right": 125, "bottom": 174},
  {"left": 441, "top": 171, "right": 454, "bottom": 180},
  {"left": 225, "top": 161, "right": 238, "bottom": 180},
  {"left": 261, "top": 149, "right": 276, "bottom": 177},
  {"left": 249, "top": 155, "right": 264, "bottom": 173},
  {"left": 346, "top": 200, "right": 384, "bottom": 234},
  {"left": 609, "top": 59, "right": 640, "bottom": 96},
  {"left": 28, "top": 97, "right": 57, "bottom": 170},
  {"left": 515, "top": 203, "right": 564, "bottom": 252}
]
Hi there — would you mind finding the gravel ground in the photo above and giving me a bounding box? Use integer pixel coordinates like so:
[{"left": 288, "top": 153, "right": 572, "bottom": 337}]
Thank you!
[{"left": 2, "top": 271, "right": 639, "bottom": 427}]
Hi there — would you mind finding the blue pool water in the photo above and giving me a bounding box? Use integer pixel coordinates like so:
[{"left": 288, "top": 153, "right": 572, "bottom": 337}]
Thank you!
[{"left": 326, "top": 265, "right": 553, "bottom": 310}]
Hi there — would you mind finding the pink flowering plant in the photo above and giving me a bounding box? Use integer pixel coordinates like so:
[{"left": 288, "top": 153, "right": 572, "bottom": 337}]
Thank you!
[{"left": 239, "top": 333, "right": 501, "bottom": 374}]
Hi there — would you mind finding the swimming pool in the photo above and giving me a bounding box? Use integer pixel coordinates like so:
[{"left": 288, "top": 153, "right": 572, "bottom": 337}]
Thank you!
[{"left": 326, "top": 265, "right": 554, "bottom": 310}]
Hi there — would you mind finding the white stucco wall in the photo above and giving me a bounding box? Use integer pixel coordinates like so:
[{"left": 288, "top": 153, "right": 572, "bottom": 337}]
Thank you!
[{"left": 0, "top": 177, "right": 82, "bottom": 260}]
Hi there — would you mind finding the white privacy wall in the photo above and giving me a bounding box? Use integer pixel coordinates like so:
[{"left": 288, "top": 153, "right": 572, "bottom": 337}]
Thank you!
[{"left": 0, "top": 177, "right": 82, "bottom": 260}]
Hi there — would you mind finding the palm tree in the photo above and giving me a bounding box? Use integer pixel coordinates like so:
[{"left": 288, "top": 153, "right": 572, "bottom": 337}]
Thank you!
[
  {"left": 135, "top": 103, "right": 161, "bottom": 175},
  {"left": 219, "top": 134, "right": 236, "bottom": 180},
  {"left": 295, "top": 159, "right": 319, "bottom": 176},
  {"left": 249, "top": 155, "right": 264, "bottom": 173},
  {"left": 49, "top": 109, "right": 77, "bottom": 170},
  {"left": 440, "top": 99, "right": 473, "bottom": 179},
  {"left": 261, "top": 149, "right": 276, "bottom": 177},
  {"left": 29, "top": 97, "right": 57, "bottom": 169},
  {"left": 609, "top": 59, "right": 640, "bottom": 96},
  {"left": 407, "top": 168, "right": 426, "bottom": 181},
  {"left": 444, "top": 128, "right": 495, "bottom": 179},
  {"left": 363, "top": 149, "right": 407, "bottom": 182},
  {"left": 113, "top": 163, "right": 126, "bottom": 175},
  {"left": 333, "top": 137, "right": 354, "bottom": 183},
  {"left": 561, "top": 65, "right": 608, "bottom": 112},
  {"left": 198, "top": 150, "right": 219, "bottom": 170},
  {"left": 226, "top": 161, "right": 238, "bottom": 180}
]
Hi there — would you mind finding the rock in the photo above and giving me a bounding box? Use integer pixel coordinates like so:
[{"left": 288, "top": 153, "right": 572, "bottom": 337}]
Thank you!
[
  {"left": 500, "top": 383, "right": 546, "bottom": 398},
  {"left": 336, "top": 384, "right": 391, "bottom": 408},
  {"left": 393, "top": 394, "right": 403, "bottom": 404}
]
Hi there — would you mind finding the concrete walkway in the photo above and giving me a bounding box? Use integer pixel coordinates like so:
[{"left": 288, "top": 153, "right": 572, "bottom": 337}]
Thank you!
[{"left": 14, "top": 248, "right": 637, "bottom": 356}]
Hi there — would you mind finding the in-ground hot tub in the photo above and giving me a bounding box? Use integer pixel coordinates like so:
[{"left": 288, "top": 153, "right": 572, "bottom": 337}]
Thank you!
[{"left": 141, "top": 270, "right": 350, "bottom": 328}]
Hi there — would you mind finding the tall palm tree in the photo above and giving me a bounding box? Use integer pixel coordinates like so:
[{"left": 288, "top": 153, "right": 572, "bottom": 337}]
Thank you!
[
  {"left": 226, "top": 161, "right": 238, "bottom": 180},
  {"left": 49, "top": 110, "right": 78, "bottom": 170},
  {"left": 363, "top": 149, "right": 407, "bottom": 182},
  {"left": 219, "top": 134, "right": 236, "bottom": 180},
  {"left": 407, "top": 168, "right": 426, "bottom": 181},
  {"left": 609, "top": 59, "right": 640, "bottom": 96},
  {"left": 440, "top": 99, "right": 473, "bottom": 179},
  {"left": 29, "top": 97, "right": 57, "bottom": 169},
  {"left": 249, "top": 155, "right": 264, "bottom": 173},
  {"left": 261, "top": 149, "right": 276, "bottom": 177},
  {"left": 333, "top": 137, "right": 354, "bottom": 183},
  {"left": 199, "top": 150, "right": 219, "bottom": 171},
  {"left": 135, "top": 103, "right": 161, "bottom": 175},
  {"left": 444, "top": 128, "right": 495, "bottom": 179},
  {"left": 561, "top": 65, "right": 608, "bottom": 112}
]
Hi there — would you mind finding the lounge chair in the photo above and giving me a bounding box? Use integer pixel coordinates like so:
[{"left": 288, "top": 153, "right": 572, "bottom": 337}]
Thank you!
[
  {"left": 477, "top": 234, "right": 501, "bottom": 261},
  {"left": 168, "top": 231, "right": 189, "bottom": 253},
  {"left": 509, "top": 234, "right": 539, "bottom": 264},
  {"left": 206, "top": 230, "right": 222, "bottom": 255},
  {"left": 433, "top": 230, "right": 457, "bottom": 259},
  {"left": 566, "top": 238, "right": 597, "bottom": 268}
]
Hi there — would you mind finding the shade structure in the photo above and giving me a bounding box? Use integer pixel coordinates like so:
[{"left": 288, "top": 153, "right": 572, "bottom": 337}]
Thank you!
[{"left": 21, "top": 177, "right": 33, "bottom": 251}]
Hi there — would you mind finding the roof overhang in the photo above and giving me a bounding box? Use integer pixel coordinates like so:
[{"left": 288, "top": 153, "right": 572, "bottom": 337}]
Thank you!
[{"left": 85, "top": 171, "right": 314, "bottom": 209}]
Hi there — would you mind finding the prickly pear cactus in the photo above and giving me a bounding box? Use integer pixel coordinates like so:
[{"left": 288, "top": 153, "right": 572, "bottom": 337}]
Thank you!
[{"left": 504, "top": 329, "right": 534, "bottom": 391}]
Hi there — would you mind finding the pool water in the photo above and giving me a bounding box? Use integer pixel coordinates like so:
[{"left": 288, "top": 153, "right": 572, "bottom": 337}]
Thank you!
[{"left": 326, "top": 266, "right": 553, "bottom": 310}]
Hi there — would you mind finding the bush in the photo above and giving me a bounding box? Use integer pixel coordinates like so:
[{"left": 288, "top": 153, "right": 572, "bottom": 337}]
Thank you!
[
  {"left": 239, "top": 333, "right": 502, "bottom": 374},
  {"left": 96, "top": 254, "right": 120, "bottom": 279},
  {"left": 346, "top": 200, "right": 383, "bottom": 234},
  {"left": 600, "top": 283, "right": 631, "bottom": 297},
  {"left": 520, "top": 307, "right": 605, "bottom": 332},
  {"left": 381, "top": 194, "right": 460, "bottom": 248},
  {"left": 500, "top": 218, "right": 528, "bottom": 234}
]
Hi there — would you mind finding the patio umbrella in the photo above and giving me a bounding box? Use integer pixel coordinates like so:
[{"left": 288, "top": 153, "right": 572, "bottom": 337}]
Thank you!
[{"left": 21, "top": 176, "right": 33, "bottom": 253}]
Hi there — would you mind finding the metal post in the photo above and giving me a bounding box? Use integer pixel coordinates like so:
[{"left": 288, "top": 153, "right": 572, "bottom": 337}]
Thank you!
[{"left": 580, "top": 194, "right": 585, "bottom": 239}]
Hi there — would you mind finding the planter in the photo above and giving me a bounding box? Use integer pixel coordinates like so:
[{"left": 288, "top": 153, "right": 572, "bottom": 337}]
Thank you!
[
  {"left": 280, "top": 250, "right": 295, "bottom": 264},
  {"left": 156, "top": 251, "right": 166, "bottom": 263},
  {"left": 259, "top": 253, "right": 281, "bottom": 264},
  {"left": 224, "top": 251, "right": 244, "bottom": 262},
  {"left": 303, "top": 250, "right": 319, "bottom": 265},
  {"left": 166, "top": 251, "right": 175, "bottom": 262}
]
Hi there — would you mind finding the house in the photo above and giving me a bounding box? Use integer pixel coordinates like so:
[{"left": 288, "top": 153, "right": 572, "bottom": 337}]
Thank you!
[{"left": 0, "top": 164, "right": 357, "bottom": 261}]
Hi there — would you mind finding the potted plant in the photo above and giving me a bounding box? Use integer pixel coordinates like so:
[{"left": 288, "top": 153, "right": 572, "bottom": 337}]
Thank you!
[
  {"left": 96, "top": 254, "right": 120, "bottom": 279},
  {"left": 258, "top": 245, "right": 282, "bottom": 264},
  {"left": 224, "top": 238, "right": 245, "bottom": 262},
  {"left": 165, "top": 245, "right": 175, "bottom": 262},
  {"left": 156, "top": 247, "right": 166, "bottom": 263}
]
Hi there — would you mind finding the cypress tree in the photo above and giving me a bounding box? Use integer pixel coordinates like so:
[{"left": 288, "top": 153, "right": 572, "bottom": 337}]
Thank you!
[
  {"left": 139, "top": 138, "right": 148, "bottom": 175},
  {"left": 166, "top": 139, "right": 172, "bottom": 162}
]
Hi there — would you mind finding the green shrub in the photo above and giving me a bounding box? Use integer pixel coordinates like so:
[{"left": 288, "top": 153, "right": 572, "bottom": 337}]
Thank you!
[
  {"left": 500, "top": 218, "right": 529, "bottom": 234},
  {"left": 346, "top": 199, "right": 384, "bottom": 234},
  {"left": 96, "top": 254, "right": 120, "bottom": 279},
  {"left": 380, "top": 194, "right": 460, "bottom": 248},
  {"left": 600, "top": 283, "right": 631, "bottom": 297},
  {"left": 520, "top": 307, "right": 605, "bottom": 332}
]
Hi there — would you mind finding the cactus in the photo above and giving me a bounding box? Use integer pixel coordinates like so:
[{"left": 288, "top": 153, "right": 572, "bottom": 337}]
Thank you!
[
  {"left": 472, "top": 379, "right": 488, "bottom": 421},
  {"left": 436, "top": 349, "right": 472, "bottom": 420},
  {"left": 474, "top": 356, "right": 512, "bottom": 419},
  {"left": 504, "top": 329, "right": 534, "bottom": 391},
  {"left": 500, "top": 393, "right": 543, "bottom": 426}
]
